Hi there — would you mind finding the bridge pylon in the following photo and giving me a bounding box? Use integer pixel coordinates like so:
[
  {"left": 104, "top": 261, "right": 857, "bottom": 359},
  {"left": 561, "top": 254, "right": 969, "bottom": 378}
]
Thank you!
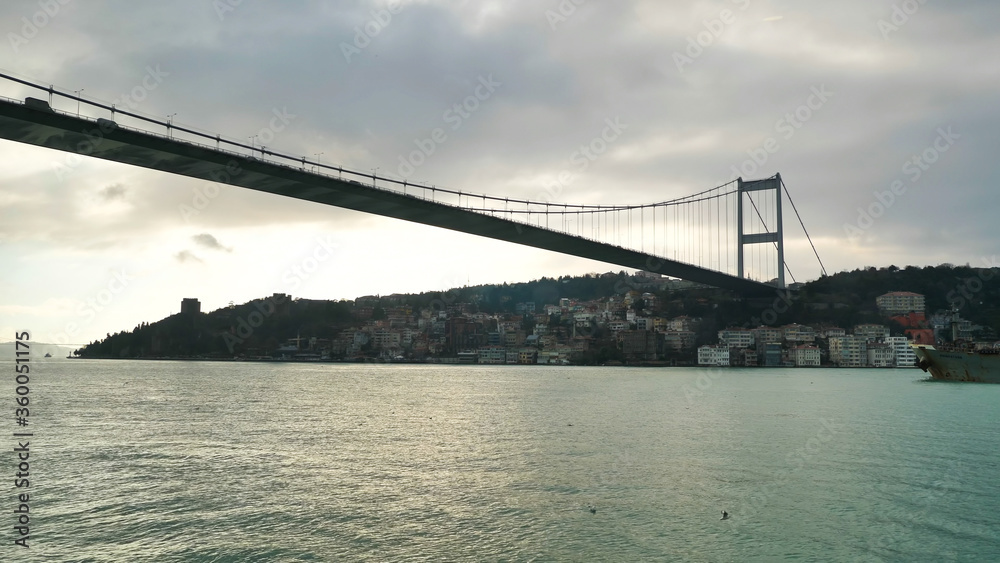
[{"left": 737, "top": 174, "right": 784, "bottom": 288}]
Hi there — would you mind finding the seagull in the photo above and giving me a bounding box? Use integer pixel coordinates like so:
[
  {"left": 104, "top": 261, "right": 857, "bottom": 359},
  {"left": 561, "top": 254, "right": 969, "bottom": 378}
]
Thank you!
[
  {"left": 721, "top": 510, "right": 730, "bottom": 520},
  {"left": 589, "top": 505, "right": 597, "bottom": 515}
]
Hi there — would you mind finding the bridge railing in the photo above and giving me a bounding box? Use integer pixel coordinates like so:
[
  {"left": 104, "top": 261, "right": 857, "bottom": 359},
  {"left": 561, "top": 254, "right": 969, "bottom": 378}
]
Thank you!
[{"left": 1, "top": 72, "right": 737, "bottom": 273}]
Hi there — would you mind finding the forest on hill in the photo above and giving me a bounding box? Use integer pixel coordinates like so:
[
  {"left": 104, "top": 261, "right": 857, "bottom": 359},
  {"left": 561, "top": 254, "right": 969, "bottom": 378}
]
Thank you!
[{"left": 73, "top": 263, "right": 1000, "bottom": 359}]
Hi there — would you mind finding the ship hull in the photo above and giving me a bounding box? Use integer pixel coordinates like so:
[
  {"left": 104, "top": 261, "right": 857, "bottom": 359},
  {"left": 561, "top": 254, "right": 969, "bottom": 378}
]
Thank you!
[{"left": 912, "top": 345, "right": 1000, "bottom": 383}]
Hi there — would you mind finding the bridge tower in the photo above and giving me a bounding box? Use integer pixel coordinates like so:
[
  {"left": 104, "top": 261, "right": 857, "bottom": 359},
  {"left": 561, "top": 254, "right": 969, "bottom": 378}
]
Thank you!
[{"left": 737, "top": 174, "right": 784, "bottom": 288}]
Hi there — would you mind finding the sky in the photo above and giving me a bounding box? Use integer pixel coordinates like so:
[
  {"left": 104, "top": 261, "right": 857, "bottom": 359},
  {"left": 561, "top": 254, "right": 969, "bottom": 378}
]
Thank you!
[{"left": 1, "top": 0, "right": 998, "bottom": 347}]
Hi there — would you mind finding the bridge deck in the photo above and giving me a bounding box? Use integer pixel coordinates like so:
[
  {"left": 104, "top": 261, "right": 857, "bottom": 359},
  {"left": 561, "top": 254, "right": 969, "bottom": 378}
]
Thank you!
[{"left": 0, "top": 98, "right": 779, "bottom": 295}]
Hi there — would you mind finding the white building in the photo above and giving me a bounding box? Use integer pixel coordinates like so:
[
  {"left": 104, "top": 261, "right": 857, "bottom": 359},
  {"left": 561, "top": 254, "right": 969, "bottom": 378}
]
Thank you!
[
  {"left": 887, "top": 336, "right": 917, "bottom": 367},
  {"left": 607, "top": 320, "right": 630, "bottom": 332},
  {"left": 792, "top": 345, "right": 821, "bottom": 367},
  {"left": 876, "top": 291, "right": 926, "bottom": 315},
  {"left": 478, "top": 346, "right": 506, "bottom": 364},
  {"left": 718, "top": 329, "right": 754, "bottom": 349},
  {"left": 668, "top": 316, "right": 697, "bottom": 332},
  {"left": 867, "top": 342, "right": 894, "bottom": 367},
  {"left": 820, "top": 327, "right": 846, "bottom": 339},
  {"left": 698, "top": 345, "right": 730, "bottom": 366}
]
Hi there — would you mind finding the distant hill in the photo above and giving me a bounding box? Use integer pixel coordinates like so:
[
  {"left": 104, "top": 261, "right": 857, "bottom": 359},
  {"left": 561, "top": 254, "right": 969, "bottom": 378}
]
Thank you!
[
  {"left": 793, "top": 264, "right": 1000, "bottom": 334},
  {"left": 71, "top": 264, "right": 1000, "bottom": 360}
]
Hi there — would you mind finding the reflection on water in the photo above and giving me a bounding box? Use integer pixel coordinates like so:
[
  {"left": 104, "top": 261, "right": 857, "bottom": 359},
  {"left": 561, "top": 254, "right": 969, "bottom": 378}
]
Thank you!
[{"left": 27, "top": 360, "right": 1000, "bottom": 561}]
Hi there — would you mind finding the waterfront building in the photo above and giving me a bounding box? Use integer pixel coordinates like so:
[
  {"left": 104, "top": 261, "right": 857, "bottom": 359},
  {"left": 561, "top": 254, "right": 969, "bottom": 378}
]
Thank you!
[
  {"left": 830, "top": 335, "right": 868, "bottom": 367},
  {"left": 477, "top": 346, "right": 506, "bottom": 364},
  {"left": 372, "top": 328, "right": 401, "bottom": 350},
  {"left": 761, "top": 342, "right": 783, "bottom": 367},
  {"left": 792, "top": 345, "right": 821, "bottom": 367},
  {"left": 867, "top": 342, "right": 894, "bottom": 367},
  {"left": 886, "top": 336, "right": 917, "bottom": 367},
  {"left": 697, "top": 345, "right": 730, "bottom": 366},
  {"left": 518, "top": 349, "right": 537, "bottom": 364},
  {"left": 620, "top": 330, "right": 658, "bottom": 361}
]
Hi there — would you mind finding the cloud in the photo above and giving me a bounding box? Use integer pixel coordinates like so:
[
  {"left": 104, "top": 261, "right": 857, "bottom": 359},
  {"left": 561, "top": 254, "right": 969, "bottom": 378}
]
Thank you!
[
  {"left": 192, "top": 233, "right": 232, "bottom": 253},
  {"left": 1, "top": 0, "right": 1000, "bottom": 345},
  {"left": 99, "top": 183, "right": 127, "bottom": 200},
  {"left": 174, "top": 250, "right": 203, "bottom": 263}
]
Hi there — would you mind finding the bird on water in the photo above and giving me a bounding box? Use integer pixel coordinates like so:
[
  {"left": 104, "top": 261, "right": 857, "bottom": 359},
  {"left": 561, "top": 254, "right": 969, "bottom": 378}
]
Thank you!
[{"left": 721, "top": 510, "right": 729, "bottom": 520}]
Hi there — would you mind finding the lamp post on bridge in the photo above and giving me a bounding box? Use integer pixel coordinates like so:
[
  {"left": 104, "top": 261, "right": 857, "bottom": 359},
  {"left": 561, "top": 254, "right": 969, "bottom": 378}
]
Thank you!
[
  {"left": 249, "top": 135, "right": 258, "bottom": 156},
  {"left": 73, "top": 89, "right": 83, "bottom": 116},
  {"left": 372, "top": 167, "right": 379, "bottom": 188},
  {"left": 167, "top": 113, "right": 177, "bottom": 138}
]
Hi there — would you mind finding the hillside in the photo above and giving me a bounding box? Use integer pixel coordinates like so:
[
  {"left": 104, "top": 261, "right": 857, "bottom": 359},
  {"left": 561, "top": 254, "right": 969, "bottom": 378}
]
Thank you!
[{"left": 72, "top": 264, "right": 1000, "bottom": 360}]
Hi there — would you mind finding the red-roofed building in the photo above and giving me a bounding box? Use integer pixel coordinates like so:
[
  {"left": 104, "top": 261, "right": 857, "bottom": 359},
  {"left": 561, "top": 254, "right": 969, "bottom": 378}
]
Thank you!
[{"left": 890, "top": 311, "right": 927, "bottom": 329}]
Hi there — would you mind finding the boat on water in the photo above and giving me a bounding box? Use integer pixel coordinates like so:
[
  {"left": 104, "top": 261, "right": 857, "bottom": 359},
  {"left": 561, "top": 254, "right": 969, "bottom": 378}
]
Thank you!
[
  {"left": 912, "top": 344, "right": 1000, "bottom": 383},
  {"left": 44, "top": 352, "right": 52, "bottom": 358}
]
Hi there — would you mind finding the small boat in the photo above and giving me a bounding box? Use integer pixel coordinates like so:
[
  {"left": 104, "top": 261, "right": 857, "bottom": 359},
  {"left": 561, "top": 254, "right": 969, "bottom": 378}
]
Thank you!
[{"left": 44, "top": 353, "right": 52, "bottom": 358}]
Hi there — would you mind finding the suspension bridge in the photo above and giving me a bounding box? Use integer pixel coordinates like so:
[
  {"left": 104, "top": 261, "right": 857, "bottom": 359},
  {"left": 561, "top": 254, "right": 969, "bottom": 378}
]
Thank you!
[{"left": 0, "top": 73, "right": 826, "bottom": 296}]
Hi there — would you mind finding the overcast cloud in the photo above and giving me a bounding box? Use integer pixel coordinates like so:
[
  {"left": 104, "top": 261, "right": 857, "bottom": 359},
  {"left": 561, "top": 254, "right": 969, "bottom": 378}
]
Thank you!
[{"left": 1, "top": 0, "right": 998, "bottom": 345}]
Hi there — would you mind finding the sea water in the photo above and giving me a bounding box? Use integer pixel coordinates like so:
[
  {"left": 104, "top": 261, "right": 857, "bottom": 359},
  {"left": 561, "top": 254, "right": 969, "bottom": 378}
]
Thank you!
[{"left": 16, "top": 359, "right": 1000, "bottom": 561}]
